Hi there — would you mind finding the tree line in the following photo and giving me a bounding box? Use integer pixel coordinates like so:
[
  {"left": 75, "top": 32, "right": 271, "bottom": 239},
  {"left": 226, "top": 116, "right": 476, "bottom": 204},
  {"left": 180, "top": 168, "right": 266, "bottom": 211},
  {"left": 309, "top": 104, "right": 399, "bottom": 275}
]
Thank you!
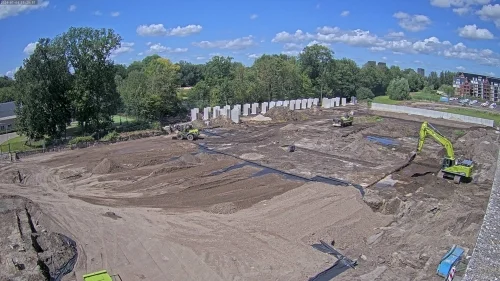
[{"left": 11, "top": 27, "right": 456, "bottom": 141}]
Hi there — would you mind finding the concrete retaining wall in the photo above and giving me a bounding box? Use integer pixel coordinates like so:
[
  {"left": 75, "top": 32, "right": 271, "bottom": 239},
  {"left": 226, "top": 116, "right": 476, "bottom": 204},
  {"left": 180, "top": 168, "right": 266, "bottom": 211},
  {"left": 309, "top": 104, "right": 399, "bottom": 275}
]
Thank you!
[
  {"left": 371, "top": 103, "right": 495, "bottom": 127},
  {"left": 463, "top": 150, "right": 500, "bottom": 280}
]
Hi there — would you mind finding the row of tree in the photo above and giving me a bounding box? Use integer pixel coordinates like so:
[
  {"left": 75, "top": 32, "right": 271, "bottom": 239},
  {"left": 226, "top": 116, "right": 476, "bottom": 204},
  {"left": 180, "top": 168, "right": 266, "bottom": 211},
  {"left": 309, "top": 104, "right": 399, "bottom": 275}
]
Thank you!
[{"left": 12, "top": 27, "right": 456, "bottom": 140}]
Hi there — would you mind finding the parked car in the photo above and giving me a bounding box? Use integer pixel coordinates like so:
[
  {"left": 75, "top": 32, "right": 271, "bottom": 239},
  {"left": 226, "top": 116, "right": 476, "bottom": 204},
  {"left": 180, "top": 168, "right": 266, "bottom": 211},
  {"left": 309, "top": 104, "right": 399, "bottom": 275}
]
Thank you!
[
  {"left": 490, "top": 103, "right": 497, "bottom": 109},
  {"left": 481, "top": 101, "right": 489, "bottom": 107},
  {"left": 469, "top": 100, "right": 478, "bottom": 105}
]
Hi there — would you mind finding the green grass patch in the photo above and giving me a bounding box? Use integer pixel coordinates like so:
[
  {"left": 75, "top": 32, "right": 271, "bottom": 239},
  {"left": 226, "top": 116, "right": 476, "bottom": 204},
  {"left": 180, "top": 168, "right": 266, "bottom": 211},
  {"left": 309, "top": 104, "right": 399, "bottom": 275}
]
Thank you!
[
  {"left": 373, "top": 96, "right": 402, "bottom": 105},
  {"left": 0, "top": 135, "right": 45, "bottom": 152},
  {"left": 410, "top": 91, "right": 441, "bottom": 102},
  {"left": 440, "top": 108, "right": 500, "bottom": 126}
]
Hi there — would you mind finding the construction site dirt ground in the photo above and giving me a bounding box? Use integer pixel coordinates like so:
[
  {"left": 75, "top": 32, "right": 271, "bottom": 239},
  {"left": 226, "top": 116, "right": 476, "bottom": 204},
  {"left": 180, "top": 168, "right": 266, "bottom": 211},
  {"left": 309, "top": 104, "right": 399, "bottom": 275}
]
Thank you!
[{"left": 0, "top": 106, "right": 498, "bottom": 281}]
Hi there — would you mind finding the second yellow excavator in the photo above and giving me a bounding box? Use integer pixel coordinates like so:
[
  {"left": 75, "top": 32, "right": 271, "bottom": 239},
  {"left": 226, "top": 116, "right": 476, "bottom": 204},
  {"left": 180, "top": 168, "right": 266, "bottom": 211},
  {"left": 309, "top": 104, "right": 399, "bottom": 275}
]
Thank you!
[{"left": 410, "top": 121, "right": 474, "bottom": 184}]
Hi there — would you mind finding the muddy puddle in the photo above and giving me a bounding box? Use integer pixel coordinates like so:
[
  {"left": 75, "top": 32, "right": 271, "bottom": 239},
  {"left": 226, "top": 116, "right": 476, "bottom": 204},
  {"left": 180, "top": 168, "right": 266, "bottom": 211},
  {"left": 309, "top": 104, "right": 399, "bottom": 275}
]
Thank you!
[{"left": 366, "top": 136, "right": 399, "bottom": 146}]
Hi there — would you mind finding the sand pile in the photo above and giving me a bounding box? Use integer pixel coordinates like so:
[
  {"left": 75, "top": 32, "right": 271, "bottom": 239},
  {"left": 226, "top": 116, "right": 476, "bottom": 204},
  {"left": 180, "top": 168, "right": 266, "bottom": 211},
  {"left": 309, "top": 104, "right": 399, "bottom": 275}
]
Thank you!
[
  {"left": 250, "top": 114, "right": 272, "bottom": 122},
  {"left": 92, "top": 158, "right": 121, "bottom": 174},
  {"left": 211, "top": 115, "right": 234, "bottom": 127},
  {"left": 206, "top": 202, "right": 238, "bottom": 214},
  {"left": 264, "top": 107, "right": 306, "bottom": 122}
]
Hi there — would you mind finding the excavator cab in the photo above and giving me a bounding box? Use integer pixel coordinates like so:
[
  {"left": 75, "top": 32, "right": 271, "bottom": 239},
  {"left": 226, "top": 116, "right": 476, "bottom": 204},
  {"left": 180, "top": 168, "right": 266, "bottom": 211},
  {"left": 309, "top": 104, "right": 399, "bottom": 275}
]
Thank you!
[{"left": 442, "top": 158, "right": 454, "bottom": 169}]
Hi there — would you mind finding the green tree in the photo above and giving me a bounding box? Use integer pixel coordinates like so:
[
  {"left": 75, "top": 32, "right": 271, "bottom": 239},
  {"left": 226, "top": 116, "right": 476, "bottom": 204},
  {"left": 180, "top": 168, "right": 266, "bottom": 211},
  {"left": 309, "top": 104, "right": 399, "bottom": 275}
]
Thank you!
[
  {"left": 356, "top": 87, "right": 374, "bottom": 100},
  {"left": 359, "top": 64, "right": 384, "bottom": 96},
  {"left": 15, "top": 38, "right": 73, "bottom": 139},
  {"left": 144, "top": 57, "right": 181, "bottom": 119},
  {"left": 331, "top": 58, "right": 359, "bottom": 98},
  {"left": 387, "top": 77, "right": 411, "bottom": 100},
  {"left": 427, "top": 71, "right": 440, "bottom": 89},
  {"left": 62, "top": 27, "right": 122, "bottom": 133},
  {"left": 406, "top": 71, "right": 425, "bottom": 92},
  {"left": 116, "top": 70, "right": 148, "bottom": 117},
  {"left": 298, "top": 44, "right": 334, "bottom": 97},
  {"left": 178, "top": 61, "right": 204, "bottom": 87},
  {"left": 439, "top": 84, "right": 455, "bottom": 96}
]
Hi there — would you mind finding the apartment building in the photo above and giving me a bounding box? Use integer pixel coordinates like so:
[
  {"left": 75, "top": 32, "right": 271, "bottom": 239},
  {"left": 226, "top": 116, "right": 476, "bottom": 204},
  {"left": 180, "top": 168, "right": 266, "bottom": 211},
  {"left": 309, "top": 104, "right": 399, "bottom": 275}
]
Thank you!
[
  {"left": 453, "top": 72, "right": 500, "bottom": 102},
  {"left": 417, "top": 68, "right": 425, "bottom": 76}
]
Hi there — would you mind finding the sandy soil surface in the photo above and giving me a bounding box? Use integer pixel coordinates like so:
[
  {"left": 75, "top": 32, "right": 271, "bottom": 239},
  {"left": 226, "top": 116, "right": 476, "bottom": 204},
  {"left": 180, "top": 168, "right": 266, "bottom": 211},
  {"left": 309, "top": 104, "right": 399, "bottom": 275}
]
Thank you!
[{"left": 0, "top": 106, "right": 498, "bottom": 281}]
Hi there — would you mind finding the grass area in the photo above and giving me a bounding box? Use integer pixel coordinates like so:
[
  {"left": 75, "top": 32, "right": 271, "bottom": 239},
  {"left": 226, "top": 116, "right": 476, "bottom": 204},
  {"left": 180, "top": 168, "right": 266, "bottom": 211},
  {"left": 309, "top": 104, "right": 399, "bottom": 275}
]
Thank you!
[
  {"left": 441, "top": 108, "right": 500, "bottom": 125},
  {"left": 372, "top": 96, "right": 403, "bottom": 105},
  {"left": 410, "top": 91, "right": 441, "bottom": 102},
  {"left": 0, "top": 135, "right": 44, "bottom": 153},
  {"left": 0, "top": 114, "right": 137, "bottom": 152}
]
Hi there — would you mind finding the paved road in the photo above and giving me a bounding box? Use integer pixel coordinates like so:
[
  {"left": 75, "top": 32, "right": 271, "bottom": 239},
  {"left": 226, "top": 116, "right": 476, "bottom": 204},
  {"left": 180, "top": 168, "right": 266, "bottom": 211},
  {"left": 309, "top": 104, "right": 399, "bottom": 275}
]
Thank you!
[{"left": 0, "top": 132, "right": 18, "bottom": 144}]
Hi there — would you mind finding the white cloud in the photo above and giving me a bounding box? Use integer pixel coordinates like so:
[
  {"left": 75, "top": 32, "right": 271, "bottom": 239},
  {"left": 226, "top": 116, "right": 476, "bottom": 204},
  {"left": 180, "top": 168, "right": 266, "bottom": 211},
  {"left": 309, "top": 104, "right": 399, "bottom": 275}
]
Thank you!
[
  {"left": 414, "top": 60, "right": 422, "bottom": 63},
  {"left": 271, "top": 25, "right": 500, "bottom": 67},
  {"left": 250, "top": 14, "right": 258, "bottom": 20},
  {"left": 193, "top": 36, "right": 255, "bottom": 50},
  {"left": 196, "top": 56, "right": 205, "bottom": 60},
  {"left": 110, "top": 42, "right": 134, "bottom": 57},
  {"left": 456, "top": 66, "right": 466, "bottom": 71},
  {"left": 137, "top": 52, "right": 144, "bottom": 56},
  {"left": 146, "top": 43, "right": 188, "bottom": 54},
  {"left": 381, "top": 56, "right": 387, "bottom": 61},
  {"left": 272, "top": 30, "right": 315, "bottom": 43},
  {"left": 111, "top": 11, "right": 120, "bottom": 17},
  {"left": 209, "top": 53, "right": 223, "bottom": 57},
  {"left": 340, "top": 11, "right": 349, "bottom": 16},
  {"left": 431, "top": 0, "right": 492, "bottom": 16},
  {"left": 0, "top": 1, "right": 49, "bottom": 19},
  {"left": 430, "top": 0, "right": 491, "bottom": 8},
  {"left": 136, "top": 24, "right": 202, "bottom": 36},
  {"left": 487, "top": 71, "right": 495, "bottom": 76},
  {"left": 282, "top": 50, "right": 300, "bottom": 56},
  {"left": 146, "top": 42, "right": 152, "bottom": 46},
  {"left": 23, "top": 42, "right": 38, "bottom": 55},
  {"left": 307, "top": 40, "right": 330, "bottom": 47},
  {"left": 458, "top": 24, "right": 494, "bottom": 39},
  {"left": 93, "top": 10, "right": 102, "bottom": 16},
  {"left": 476, "top": 4, "right": 500, "bottom": 27},
  {"left": 393, "top": 12, "right": 432, "bottom": 32},
  {"left": 68, "top": 4, "right": 76, "bottom": 12},
  {"left": 5, "top": 67, "right": 19, "bottom": 78},
  {"left": 248, "top": 53, "right": 261, "bottom": 59},
  {"left": 386, "top": 31, "right": 405, "bottom": 38},
  {"left": 453, "top": 7, "right": 469, "bottom": 15}
]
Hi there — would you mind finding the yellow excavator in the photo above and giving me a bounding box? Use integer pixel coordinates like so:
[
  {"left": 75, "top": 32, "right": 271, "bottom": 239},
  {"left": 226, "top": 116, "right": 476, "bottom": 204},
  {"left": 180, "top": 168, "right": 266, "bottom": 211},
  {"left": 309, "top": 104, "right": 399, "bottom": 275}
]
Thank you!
[{"left": 409, "top": 121, "right": 473, "bottom": 184}]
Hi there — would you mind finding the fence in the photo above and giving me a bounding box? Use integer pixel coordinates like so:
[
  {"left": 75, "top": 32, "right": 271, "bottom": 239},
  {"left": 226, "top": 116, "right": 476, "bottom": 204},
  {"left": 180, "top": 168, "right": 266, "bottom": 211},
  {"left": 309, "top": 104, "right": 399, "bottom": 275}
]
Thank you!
[
  {"left": 0, "top": 131, "right": 166, "bottom": 161},
  {"left": 371, "top": 103, "right": 495, "bottom": 127}
]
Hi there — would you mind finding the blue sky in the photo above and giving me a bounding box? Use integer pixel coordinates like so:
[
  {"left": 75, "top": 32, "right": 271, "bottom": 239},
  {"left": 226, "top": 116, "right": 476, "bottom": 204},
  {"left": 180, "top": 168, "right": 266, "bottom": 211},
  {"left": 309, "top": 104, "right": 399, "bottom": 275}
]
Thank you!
[{"left": 1, "top": 0, "right": 499, "bottom": 78}]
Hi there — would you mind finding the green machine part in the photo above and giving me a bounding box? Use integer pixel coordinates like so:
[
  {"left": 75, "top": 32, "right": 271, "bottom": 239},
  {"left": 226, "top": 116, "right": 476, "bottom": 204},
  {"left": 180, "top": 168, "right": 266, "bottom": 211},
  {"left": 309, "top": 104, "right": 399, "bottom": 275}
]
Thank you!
[
  {"left": 82, "top": 270, "right": 113, "bottom": 281},
  {"left": 416, "top": 121, "right": 474, "bottom": 181}
]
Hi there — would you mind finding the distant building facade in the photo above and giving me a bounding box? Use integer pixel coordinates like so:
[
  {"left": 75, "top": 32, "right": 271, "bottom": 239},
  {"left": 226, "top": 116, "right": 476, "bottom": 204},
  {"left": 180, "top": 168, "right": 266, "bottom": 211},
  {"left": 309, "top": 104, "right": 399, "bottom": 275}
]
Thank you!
[
  {"left": 377, "top": 62, "right": 387, "bottom": 68},
  {"left": 453, "top": 72, "right": 500, "bottom": 102},
  {"left": 366, "top": 61, "right": 376, "bottom": 67},
  {"left": 0, "top": 102, "right": 16, "bottom": 132},
  {"left": 417, "top": 68, "right": 425, "bottom": 76}
]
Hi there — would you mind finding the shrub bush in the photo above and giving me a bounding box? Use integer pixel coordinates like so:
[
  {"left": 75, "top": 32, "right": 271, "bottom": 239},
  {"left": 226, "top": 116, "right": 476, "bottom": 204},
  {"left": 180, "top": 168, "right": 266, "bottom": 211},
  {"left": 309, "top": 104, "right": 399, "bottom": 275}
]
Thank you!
[
  {"left": 101, "top": 131, "right": 119, "bottom": 142},
  {"left": 68, "top": 136, "right": 94, "bottom": 145}
]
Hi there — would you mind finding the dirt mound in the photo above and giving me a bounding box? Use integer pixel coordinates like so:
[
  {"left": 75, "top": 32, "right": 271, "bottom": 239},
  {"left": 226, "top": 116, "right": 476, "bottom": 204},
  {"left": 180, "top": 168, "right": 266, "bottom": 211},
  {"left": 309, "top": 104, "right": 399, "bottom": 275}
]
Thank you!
[
  {"left": 250, "top": 114, "right": 272, "bottom": 122},
  {"left": 210, "top": 116, "right": 234, "bottom": 127},
  {"left": 0, "top": 195, "right": 77, "bottom": 281},
  {"left": 264, "top": 107, "right": 307, "bottom": 122},
  {"left": 454, "top": 128, "right": 499, "bottom": 183},
  {"left": 92, "top": 158, "right": 121, "bottom": 174},
  {"left": 206, "top": 202, "right": 238, "bottom": 214},
  {"left": 191, "top": 119, "right": 206, "bottom": 129}
]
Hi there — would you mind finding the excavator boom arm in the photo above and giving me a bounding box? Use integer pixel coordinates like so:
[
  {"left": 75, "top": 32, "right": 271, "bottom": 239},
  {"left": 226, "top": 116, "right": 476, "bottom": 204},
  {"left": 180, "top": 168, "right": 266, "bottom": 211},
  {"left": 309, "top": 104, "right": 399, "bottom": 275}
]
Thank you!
[{"left": 417, "top": 122, "right": 455, "bottom": 160}]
